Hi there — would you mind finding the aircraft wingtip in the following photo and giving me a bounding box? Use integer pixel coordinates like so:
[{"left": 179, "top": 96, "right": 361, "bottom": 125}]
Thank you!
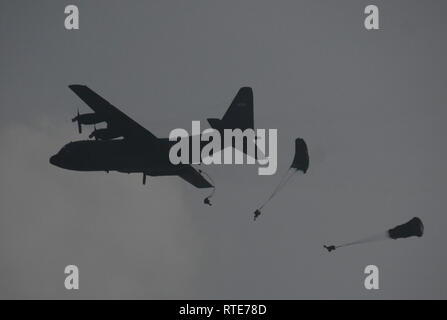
[{"left": 68, "top": 84, "right": 86, "bottom": 90}]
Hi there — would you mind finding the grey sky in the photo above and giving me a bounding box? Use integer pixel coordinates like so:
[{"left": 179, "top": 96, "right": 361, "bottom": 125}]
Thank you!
[{"left": 1, "top": 0, "right": 446, "bottom": 299}]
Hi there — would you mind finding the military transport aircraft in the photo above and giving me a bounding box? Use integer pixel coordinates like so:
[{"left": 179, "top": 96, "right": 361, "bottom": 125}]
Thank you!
[{"left": 50, "top": 85, "right": 254, "bottom": 200}]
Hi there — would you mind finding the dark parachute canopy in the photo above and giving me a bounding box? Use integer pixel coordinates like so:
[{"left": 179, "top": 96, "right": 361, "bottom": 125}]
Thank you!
[
  {"left": 324, "top": 217, "right": 425, "bottom": 252},
  {"left": 254, "top": 138, "right": 309, "bottom": 221},
  {"left": 388, "top": 217, "right": 424, "bottom": 240},
  {"left": 291, "top": 138, "right": 310, "bottom": 172}
]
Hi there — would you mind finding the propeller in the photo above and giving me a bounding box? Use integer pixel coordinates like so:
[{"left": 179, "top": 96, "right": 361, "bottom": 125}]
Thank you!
[{"left": 72, "top": 109, "right": 82, "bottom": 134}]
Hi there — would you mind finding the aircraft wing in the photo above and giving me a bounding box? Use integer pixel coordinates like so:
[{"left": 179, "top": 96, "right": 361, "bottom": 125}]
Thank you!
[
  {"left": 177, "top": 166, "right": 213, "bottom": 189},
  {"left": 68, "top": 85, "right": 158, "bottom": 142}
]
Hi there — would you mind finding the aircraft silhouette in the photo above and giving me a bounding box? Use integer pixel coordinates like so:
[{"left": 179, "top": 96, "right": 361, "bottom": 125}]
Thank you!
[{"left": 50, "top": 85, "right": 254, "bottom": 198}]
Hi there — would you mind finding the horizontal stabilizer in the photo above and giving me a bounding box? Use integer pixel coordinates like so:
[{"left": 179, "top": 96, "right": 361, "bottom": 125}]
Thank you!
[{"left": 178, "top": 166, "right": 213, "bottom": 189}]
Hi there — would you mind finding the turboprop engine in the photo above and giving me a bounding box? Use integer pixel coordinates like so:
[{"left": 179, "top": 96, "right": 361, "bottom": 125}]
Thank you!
[{"left": 89, "top": 128, "right": 122, "bottom": 140}]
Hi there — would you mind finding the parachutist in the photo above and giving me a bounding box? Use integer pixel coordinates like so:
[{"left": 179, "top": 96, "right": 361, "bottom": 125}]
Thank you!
[
  {"left": 324, "top": 245, "right": 336, "bottom": 252},
  {"left": 204, "top": 197, "right": 212, "bottom": 206},
  {"left": 254, "top": 209, "right": 261, "bottom": 221}
]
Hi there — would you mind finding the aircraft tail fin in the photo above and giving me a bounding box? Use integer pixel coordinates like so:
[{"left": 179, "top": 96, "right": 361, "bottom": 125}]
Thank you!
[
  {"left": 206, "top": 118, "right": 222, "bottom": 131},
  {"left": 207, "top": 87, "right": 254, "bottom": 132}
]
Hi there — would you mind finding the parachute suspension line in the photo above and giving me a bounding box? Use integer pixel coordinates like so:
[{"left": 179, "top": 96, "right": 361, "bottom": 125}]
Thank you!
[
  {"left": 334, "top": 232, "right": 389, "bottom": 249},
  {"left": 258, "top": 168, "right": 297, "bottom": 211},
  {"left": 271, "top": 168, "right": 298, "bottom": 199},
  {"left": 198, "top": 169, "right": 215, "bottom": 206}
]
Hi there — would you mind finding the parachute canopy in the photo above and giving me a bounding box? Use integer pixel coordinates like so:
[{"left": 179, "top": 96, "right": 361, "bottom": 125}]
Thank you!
[
  {"left": 388, "top": 217, "right": 424, "bottom": 240},
  {"left": 291, "top": 138, "right": 309, "bottom": 173}
]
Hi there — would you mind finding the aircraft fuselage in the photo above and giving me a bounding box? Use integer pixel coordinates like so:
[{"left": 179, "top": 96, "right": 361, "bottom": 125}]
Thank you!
[{"left": 49, "top": 139, "right": 183, "bottom": 176}]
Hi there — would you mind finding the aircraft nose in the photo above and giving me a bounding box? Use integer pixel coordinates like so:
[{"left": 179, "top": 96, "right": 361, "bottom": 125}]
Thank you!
[{"left": 49, "top": 155, "right": 58, "bottom": 166}]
